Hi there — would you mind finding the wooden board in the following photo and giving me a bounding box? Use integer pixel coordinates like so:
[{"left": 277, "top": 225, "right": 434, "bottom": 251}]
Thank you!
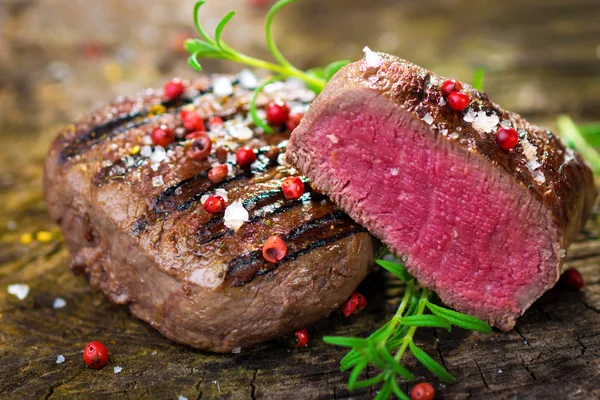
[{"left": 1, "top": 0, "right": 600, "bottom": 398}]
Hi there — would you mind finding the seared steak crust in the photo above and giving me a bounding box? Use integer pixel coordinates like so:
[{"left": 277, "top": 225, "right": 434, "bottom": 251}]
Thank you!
[
  {"left": 286, "top": 53, "right": 596, "bottom": 330},
  {"left": 44, "top": 75, "right": 374, "bottom": 352}
]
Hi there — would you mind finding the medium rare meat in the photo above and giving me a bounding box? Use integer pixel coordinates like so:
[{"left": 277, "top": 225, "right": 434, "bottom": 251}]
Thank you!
[
  {"left": 286, "top": 53, "right": 596, "bottom": 331},
  {"left": 43, "top": 75, "right": 375, "bottom": 352}
]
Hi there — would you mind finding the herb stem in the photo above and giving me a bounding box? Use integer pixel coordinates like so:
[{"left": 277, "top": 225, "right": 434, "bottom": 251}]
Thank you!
[
  {"left": 556, "top": 114, "right": 600, "bottom": 175},
  {"left": 394, "top": 287, "right": 429, "bottom": 362}
]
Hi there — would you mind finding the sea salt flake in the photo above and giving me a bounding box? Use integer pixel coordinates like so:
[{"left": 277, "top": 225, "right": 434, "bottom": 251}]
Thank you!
[
  {"left": 223, "top": 201, "right": 249, "bottom": 231},
  {"left": 449, "top": 132, "right": 459, "bottom": 139},
  {"left": 500, "top": 120, "right": 512, "bottom": 128},
  {"left": 150, "top": 163, "right": 160, "bottom": 172},
  {"left": 213, "top": 77, "right": 233, "bottom": 97},
  {"left": 141, "top": 135, "right": 153, "bottom": 145},
  {"left": 564, "top": 148, "right": 575, "bottom": 164},
  {"left": 151, "top": 351, "right": 157, "bottom": 356},
  {"left": 215, "top": 188, "right": 228, "bottom": 202},
  {"left": 53, "top": 297, "right": 67, "bottom": 309},
  {"left": 559, "top": 249, "right": 566, "bottom": 258},
  {"left": 200, "top": 194, "right": 210, "bottom": 204},
  {"left": 232, "top": 347, "right": 242, "bottom": 354},
  {"left": 472, "top": 112, "right": 499, "bottom": 134},
  {"left": 423, "top": 113, "right": 434, "bottom": 125},
  {"left": 390, "top": 168, "right": 399, "bottom": 176},
  {"left": 521, "top": 139, "right": 538, "bottom": 162},
  {"left": 150, "top": 146, "right": 166, "bottom": 163},
  {"left": 114, "top": 366, "right": 122, "bottom": 374},
  {"left": 238, "top": 69, "right": 258, "bottom": 89},
  {"left": 438, "top": 97, "right": 446, "bottom": 106},
  {"left": 8, "top": 283, "right": 29, "bottom": 300},
  {"left": 140, "top": 145, "right": 152, "bottom": 158},
  {"left": 498, "top": 369, "right": 503, "bottom": 374},
  {"left": 228, "top": 125, "right": 254, "bottom": 141},
  {"left": 56, "top": 355, "right": 65, "bottom": 364},
  {"left": 152, "top": 176, "right": 164, "bottom": 187},
  {"left": 363, "top": 46, "right": 381, "bottom": 68},
  {"left": 326, "top": 134, "right": 339, "bottom": 144},
  {"left": 463, "top": 108, "right": 476, "bottom": 123},
  {"left": 526, "top": 160, "right": 541, "bottom": 171},
  {"left": 532, "top": 169, "right": 546, "bottom": 184},
  {"left": 178, "top": 396, "right": 188, "bottom": 400}
]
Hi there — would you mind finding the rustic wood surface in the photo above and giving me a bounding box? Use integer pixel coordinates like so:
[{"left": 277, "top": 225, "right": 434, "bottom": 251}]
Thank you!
[{"left": 1, "top": 0, "right": 600, "bottom": 399}]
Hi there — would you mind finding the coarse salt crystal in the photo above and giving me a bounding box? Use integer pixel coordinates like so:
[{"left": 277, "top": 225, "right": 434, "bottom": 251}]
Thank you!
[
  {"left": 390, "top": 168, "right": 399, "bottom": 176},
  {"left": 150, "top": 163, "right": 160, "bottom": 172},
  {"left": 56, "top": 355, "right": 65, "bottom": 364},
  {"left": 200, "top": 194, "right": 210, "bottom": 204},
  {"left": 8, "top": 283, "right": 29, "bottom": 300},
  {"left": 151, "top": 351, "right": 158, "bottom": 356},
  {"left": 213, "top": 77, "right": 233, "bottom": 97},
  {"left": 152, "top": 176, "right": 164, "bottom": 187},
  {"left": 526, "top": 160, "right": 541, "bottom": 171},
  {"left": 449, "top": 132, "right": 459, "bottom": 139},
  {"left": 564, "top": 148, "right": 575, "bottom": 164},
  {"left": 521, "top": 138, "right": 538, "bottom": 162},
  {"left": 109, "top": 143, "right": 119, "bottom": 150},
  {"left": 498, "top": 369, "right": 503, "bottom": 374},
  {"left": 423, "top": 113, "right": 434, "bottom": 125},
  {"left": 175, "top": 127, "right": 186, "bottom": 138},
  {"left": 223, "top": 201, "right": 249, "bottom": 231},
  {"left": 532, "top": 169, "right": 546, "bottom": 184},
  {"left": 53, "top": 297, "right": 67, "bottom": 309},
  {"left": 114, "top": 366, "right": 122, "bottom": 374},
  {"left": 472, "top": 112, "right": 499, "bottom": 134},
  {"left": 178, "top": 397, "right": 188, "bottom": 400},
  {"left": 140, "top": 145, "right": 152, "bottom": 158},
  {"left": 463, "top": 108, "right": 476, "bottom": 123},
  {"left": 326, "top": 134, "right": 339, "bottom": 144},
  {"left": 141, "top": 135, "right": 153, "bottom": 145},
  {"left": 228, "top": 125, "right": 254, "bottom": 141},
  {"left": 232, "top": 347, "right": 242, "bottom": 354},
  {"left": 215, "top": 188, "right": 228, "bottom": 202},
  {"left": 440, "top": 129, "right": 449, "bottom": 136},
  {"left": 363, "top": 46, "right": 381, "bottom": 68},
  {"left": 438, "top": 97, "right": 446, "bottom": 106},
  {"left": 238, "top": 69, "right": 258, "bottom": 89},
  {"left": 559, "top": 249, "right": 566, "bottom": 258},
  {"left": 500, "top": 120, "right": 512, "bottom": 128},
  {"left": 150, "top": 146, "right": 166, "bottom": 163}
]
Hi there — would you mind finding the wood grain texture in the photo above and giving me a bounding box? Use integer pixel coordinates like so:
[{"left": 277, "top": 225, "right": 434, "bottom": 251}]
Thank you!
[{"left": 1, "top": 0, "right": 599, "bottom": 398}]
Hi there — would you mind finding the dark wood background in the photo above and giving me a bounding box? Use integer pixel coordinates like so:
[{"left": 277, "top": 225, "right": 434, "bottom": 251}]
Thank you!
[{"left": 1, "top": 0, "right": 599, "bottom": 398}]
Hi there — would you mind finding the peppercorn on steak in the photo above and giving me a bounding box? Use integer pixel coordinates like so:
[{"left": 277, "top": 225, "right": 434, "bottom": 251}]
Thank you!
[{"left": 43, "top": 74, "right": 375, "bottom": 352}]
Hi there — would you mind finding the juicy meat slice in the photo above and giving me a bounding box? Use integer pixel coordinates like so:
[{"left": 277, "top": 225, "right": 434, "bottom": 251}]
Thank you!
[
  {"left": 286, "top": 53, "right": 596, "bottom": 331},
  {"left": 44, "top": 75, "right": 375, "bottom": 352}
]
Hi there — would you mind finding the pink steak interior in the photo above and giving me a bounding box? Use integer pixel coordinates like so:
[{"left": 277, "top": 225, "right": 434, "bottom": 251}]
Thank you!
[{"left": 297, "top": 89, "right": 560, "bottom": 328}]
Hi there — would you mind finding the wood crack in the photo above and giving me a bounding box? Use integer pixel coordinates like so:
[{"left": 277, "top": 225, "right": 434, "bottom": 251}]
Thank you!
[
  {"left": 250, "top": 368, "right": 258, "bottom": 400},
  {"left": 475, "top": 362, "right": 498, "bottom": 398}
]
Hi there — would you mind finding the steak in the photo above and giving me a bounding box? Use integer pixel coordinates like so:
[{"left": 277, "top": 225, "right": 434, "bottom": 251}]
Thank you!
[
  {"left": 286, "top": 52, "right": 596, "bottom": 331},
  {"left": 44, "top": 74, "right": 375, "bottom": 352}
]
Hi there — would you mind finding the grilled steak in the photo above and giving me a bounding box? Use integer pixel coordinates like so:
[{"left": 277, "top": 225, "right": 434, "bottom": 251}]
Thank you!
[
  {"left": 286, "top": 53, "right": 596, "bottom": 331},
  {"left": 44, "top": 74, "right": 375, "bottom": 352}
]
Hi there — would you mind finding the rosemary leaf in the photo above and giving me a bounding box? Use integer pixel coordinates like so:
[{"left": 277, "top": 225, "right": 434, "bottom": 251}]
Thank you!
[
  {"left": 398, "top": 314, "right": 452, "bottom": 331},
  {"left": 472, "top": 67, "right": 486, "bottom": 91},
  {"left": 375, "top": 259, "right": 412, "bottom": 282},
  {"left": 425, "top": 301, "right": 492, "bottom": 333},
  {"left": 215, "top": 11, "right": 236, "bottom": 50},
  {"left": 408, "top": 339, "right": 456, "bottom": 383}
]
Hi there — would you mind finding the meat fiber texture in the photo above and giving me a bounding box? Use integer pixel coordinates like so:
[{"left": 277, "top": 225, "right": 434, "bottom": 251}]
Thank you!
[
  {"left": 44, "top": 74, "right": 375, "bottom": 352},
  {"left": 286, "top": 53, "right": 596, "bottom": 331}
]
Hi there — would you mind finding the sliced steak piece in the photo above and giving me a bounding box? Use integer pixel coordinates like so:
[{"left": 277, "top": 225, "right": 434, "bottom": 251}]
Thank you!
[
  {"left": 286, "top": 53, "right": 596, "bottom": 331},
  {"left": 44, "top": 75, "right": 375, "bottom": 352}
]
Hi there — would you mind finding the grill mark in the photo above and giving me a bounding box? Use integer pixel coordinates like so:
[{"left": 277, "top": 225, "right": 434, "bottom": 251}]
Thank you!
[
  {"left": 225, "top": 211, "right": 367, "bottom": 286},
  {"left": 153, "top": 144, "right": 285, "bottom": 213},
  {"left": 58, "top": 96, "right": 196, "bottom": 164},
  {"left": 195, "top": 190, "right": 322, "bottom": 245}
]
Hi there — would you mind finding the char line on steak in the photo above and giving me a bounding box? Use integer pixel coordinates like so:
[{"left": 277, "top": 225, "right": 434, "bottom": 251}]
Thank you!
[
  {"left": 286, "top": 52, "right": 596, "bottom": 331},
  {"left": 44, "top": 73, "right": 375, "bottom": 352}
]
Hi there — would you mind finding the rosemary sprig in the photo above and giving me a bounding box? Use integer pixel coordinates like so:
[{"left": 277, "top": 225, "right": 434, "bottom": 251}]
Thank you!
[
  {"left": 324, "top": 259, "right": 491, "bottom": 399},
  {"left": 185, "top": 0, "right": 349, "bottom": 132},
  {"left": 556, "top": 114, "right": 600, "bottom": 175}
]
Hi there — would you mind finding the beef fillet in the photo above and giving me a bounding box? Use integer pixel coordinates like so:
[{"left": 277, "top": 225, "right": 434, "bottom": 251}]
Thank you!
[
  {"left": 44, "top": 75, "right": 375, "bottom": 352},
  {"left": 286, "top": 53, "right": 596, "bottom": 331}
]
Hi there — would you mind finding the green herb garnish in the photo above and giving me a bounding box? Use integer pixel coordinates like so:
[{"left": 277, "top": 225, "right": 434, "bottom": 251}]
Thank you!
[
  {"left": 557, "top": 114, "right": 600, "bottom": 175},
  {"left": 472, "top": 67, "right": 486, "bottom": 92},
  {"left": 185, "top": 0, "right": 349, "bottom": 133},
  {"left": 324, "top": 258, "right": 491, "bottom": 399}
]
